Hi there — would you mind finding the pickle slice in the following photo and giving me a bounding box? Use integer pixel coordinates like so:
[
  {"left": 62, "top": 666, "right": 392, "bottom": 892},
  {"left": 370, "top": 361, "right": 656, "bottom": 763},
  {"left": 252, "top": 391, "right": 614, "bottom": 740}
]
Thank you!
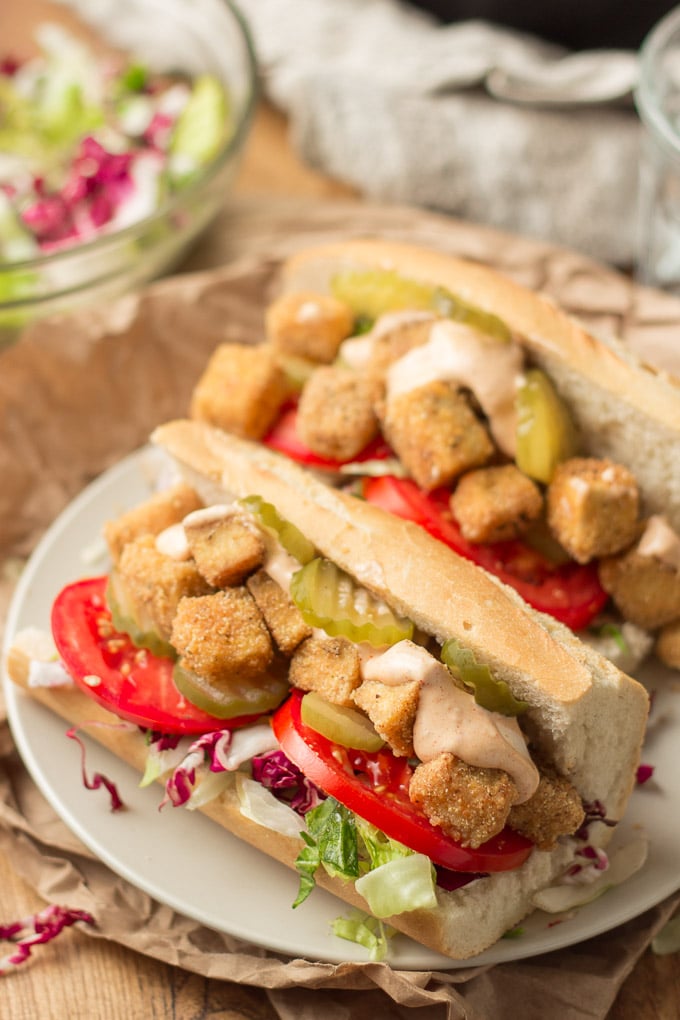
[
  {"left": 106, "top": 574, "right": 177, "bottom": 661},
  {"left": 241, "top": 495, "right": 316, "bottom": 565},
  {"left": 441, "top": 639, "right": 528, "bottom": 716},
  {"left": 173, "top": 661, "right": 289, "bottom": 719},
  {"left": 300, "top": 691, "right": 385, "bottom": 751},
  {"left": 330, "top": 268, "right": 511, "bottom": 342},
  {"left": 290, "top": 557, "right": 413, "bottom": 647},
  {"left": 515, "top": 369, "right": 578, "bottom": 484}
]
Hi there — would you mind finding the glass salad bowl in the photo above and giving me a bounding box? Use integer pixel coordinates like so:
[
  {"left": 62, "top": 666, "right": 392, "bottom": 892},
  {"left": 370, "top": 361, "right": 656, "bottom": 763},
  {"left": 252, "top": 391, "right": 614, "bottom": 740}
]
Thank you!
[{"left": 0, "top": 0, "right": 257, "bottom": 343}]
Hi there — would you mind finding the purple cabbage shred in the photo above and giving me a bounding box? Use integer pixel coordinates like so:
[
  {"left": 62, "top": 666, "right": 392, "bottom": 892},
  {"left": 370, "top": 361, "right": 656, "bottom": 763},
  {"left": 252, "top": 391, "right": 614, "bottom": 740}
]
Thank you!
[
  {"left": 251, "top": 749, "right": 326, "bottom": 815},
  {"left": 0, "top": 905, "right": 94, "bottom": 975}
]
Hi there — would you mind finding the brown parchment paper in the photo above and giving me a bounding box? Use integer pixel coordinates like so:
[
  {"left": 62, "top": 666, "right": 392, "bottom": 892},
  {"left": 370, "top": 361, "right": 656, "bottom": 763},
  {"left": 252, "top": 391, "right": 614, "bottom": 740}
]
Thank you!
[{"left": 1, "top": 197, "right": 680, "bottom": 1019}]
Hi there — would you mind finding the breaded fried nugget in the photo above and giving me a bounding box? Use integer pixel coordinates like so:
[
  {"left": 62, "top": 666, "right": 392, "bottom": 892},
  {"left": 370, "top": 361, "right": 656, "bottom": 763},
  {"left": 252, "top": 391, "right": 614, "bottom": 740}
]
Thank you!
[
  {"left": 115, "top": 535, "right": 212, "bottom": 639},
  {"left": 266, "top": 291, "right": 354, "bottom": 364},
  {"left": 409, "top": 753, "right": 517, "bottom": 848},
  {"left": 246, "top": 569, "right": 312, "bottom": 656},
  {"left": 599, "top": 546, "right": 680, "bottom": 629},
  {"left": 508, "top": 769, "right": 584, "bottom": 851},
  {"left": 171, "top": 589, "right": 273, "bottom": 685},
  {"left": 105, "top": 482, "right": 202, "bottom": 563},
  {"left": 289, "top": 636, "right": 361, "bottom": 707},
  {"left": 547, "top": 458, "right": 639, "bottom": 563},
  {"left": 190, "top": 343, "right": 288, "bottom": 440},
  {"left": 451, "top": 464, "right": 543, "bottom": 544},
  {"left": 296, "top": 365, "right": 380, "bottom": 461},
  {"left": 381, "top": 380, "right": 494, "bottom": 490},
  {"left": 184, "top": 510, "right": 265, "bottom": 588},
  {"left": 352, "top": 677, "right": 420, "bottom": 757}
]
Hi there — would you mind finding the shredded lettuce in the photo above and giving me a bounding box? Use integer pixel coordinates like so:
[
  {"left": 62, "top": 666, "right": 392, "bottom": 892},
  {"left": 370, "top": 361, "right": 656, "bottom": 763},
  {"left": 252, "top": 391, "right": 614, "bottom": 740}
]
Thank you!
[
  {"left": 355, "top": 853, "right": 437, "bottom": 918},
  {"left": 293, "top": 798, "right": 434, "bottom": 919},
  {"left": 235, "top": 773, "right": 305, "bottom": 838},
  {"left": 331, "top": 910, "right": 396, "bottom": 961}
]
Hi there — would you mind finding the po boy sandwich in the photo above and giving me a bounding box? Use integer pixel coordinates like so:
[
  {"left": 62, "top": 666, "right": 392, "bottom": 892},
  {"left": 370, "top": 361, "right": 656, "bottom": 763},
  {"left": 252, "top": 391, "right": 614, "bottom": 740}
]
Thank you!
[
  {"left": 5, "top": 419, "right": 649, "bottom": 961},
  {"left": 188, "top": 239, "right": 680, "bottom": 672}
]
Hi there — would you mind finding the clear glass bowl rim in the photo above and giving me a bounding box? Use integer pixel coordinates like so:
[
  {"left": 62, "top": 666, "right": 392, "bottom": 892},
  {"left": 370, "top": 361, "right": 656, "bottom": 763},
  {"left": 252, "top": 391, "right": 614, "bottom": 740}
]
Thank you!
[{"left": 0, "top": 0, "right": 258, "bottom": 277}]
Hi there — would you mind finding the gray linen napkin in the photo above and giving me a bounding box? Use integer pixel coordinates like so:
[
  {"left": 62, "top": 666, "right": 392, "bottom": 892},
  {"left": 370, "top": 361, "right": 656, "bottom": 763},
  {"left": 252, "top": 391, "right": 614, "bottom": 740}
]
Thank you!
[{"left": 238, "top": 0, "right": 642, "bottom": 265}]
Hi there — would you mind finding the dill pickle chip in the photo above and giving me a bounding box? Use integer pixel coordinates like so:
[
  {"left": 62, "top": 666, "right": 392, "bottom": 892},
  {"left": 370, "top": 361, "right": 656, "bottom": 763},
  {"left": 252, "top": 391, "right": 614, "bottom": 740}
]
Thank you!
[
  {"left": 173, "top": 662, "right": 289, "bottom": 719},
  {"left": 515, "top": 369, "right": 578, "bottom": 484},
  {"left": 241, "top": 495, "right": 316, "bottom": 565},
  {"left": 330, "top": 268, "right": 511, "bottom": 342},
  {"left": 300, "top": 692, "right": 385, "bottom": 750},
  {"left": 290, "top": 557, "right": 413, "bottom": 647},
  {"left": 106, "top": 575, "right": 177, "bottom": 661},
  {"left": 441, "top": 639, "right": 528, "bottom": 716}
]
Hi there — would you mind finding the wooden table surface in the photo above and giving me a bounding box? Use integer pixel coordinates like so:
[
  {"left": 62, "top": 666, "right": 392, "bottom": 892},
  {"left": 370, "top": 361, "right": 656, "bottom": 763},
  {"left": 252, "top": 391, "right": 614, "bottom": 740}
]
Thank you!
[{"left": 2, "top": 100, "right": 679, "bottom": 1019}]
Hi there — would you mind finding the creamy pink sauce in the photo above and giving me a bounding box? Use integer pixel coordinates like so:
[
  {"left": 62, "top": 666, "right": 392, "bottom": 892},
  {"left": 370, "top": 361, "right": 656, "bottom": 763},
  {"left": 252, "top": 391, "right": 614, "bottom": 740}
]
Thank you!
[
  {"left": 385, "top": 320, "right": 524, "bottom": 456},
  {"left": 361, "top": 640, "right": 539, "bottom": 803}
]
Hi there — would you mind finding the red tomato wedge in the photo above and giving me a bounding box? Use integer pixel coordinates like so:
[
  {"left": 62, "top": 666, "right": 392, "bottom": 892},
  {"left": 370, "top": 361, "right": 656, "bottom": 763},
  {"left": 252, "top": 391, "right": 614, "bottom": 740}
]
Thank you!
[
  {"left": 263, "top": 403, "right": 392, "bottom": 470},
  {"left": 51, "top": 577, "right": 256, "bottom": 734},
  {"left": 272, "top": 690, "right": 533, "bottom": 873},
  {"left": 363, "top": 476, "right": 608, "bottom": 631}
]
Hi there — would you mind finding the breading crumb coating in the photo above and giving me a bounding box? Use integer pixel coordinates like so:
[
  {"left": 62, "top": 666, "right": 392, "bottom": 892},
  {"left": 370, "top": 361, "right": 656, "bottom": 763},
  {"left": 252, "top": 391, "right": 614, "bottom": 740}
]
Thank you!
[
  {"left": 171, "top": 589, "right": 273, "bottom": 686},
  {"left": 409, "top": 752, "right": 517, "bottom": 848}
]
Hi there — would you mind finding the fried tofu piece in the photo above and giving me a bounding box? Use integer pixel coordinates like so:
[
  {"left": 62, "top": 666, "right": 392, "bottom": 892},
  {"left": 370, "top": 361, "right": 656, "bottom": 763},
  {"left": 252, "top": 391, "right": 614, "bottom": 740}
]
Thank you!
[
  {"left": 246, "top": 569, "right": 312, "bottom": 656},
  {"left": 508, "top": 769, "right": 584, "bottom": 851},
  {"left": 547, "top": 458, "right": 639, "bottom": 564},
  {"left": 171, "top": 588, "right": 273, "bottom": 685},
  {"left": 352, "top": 677, "right": 420, "bottom": 757},
  {"left": 190, "top": 343, "right": 288, "bottom": 440},
  {"left": 289, "top": 636, "right": 361, "bottom": 707},
  {"left": 381, "top": 380, "right": 494, "bottom": 490},
  {"left": 184, "top": 510, "right": 265, "bottom": 588},
  {"left": 296, "top": 365, "right": 380, "bottom": 461},
  {"left": 104, "top": 482, "right": 203, "bottom": 563},
  {"left": 599, "top": 545, "right": 680, "bottom": 629},
  {"left": 655, "top": 619, "right": 680, "bottom": 669},
  {"left": 451, "top": 465, "right": 543, "bottom": 544},
  {"left": 266, "top": 291, "right": 354, "bottom": 364},
  {"left": 409, "top": 753, "right": 517, "bottom": 848},
  {"left": 115, "top": 535, "right": 212, "bottom": 639}
]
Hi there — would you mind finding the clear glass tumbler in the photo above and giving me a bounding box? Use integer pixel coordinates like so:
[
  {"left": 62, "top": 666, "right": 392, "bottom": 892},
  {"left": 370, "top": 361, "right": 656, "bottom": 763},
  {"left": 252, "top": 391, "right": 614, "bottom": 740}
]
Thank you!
[{"left": 635, "top": 6, "right": 680, "bottom": 291}]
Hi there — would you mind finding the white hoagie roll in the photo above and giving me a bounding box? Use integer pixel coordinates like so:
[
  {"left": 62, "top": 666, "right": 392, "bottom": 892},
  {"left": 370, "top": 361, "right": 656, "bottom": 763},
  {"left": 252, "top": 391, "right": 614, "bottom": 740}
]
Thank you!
[
  {"left": 279, "top": 239, "right": 680, "bottom": 532},
  {"left": 151, "top": 419, "right": 646, "bottom": 957},
  {"left": 6, "top": 421, "right": 649, "bottom": 961}
]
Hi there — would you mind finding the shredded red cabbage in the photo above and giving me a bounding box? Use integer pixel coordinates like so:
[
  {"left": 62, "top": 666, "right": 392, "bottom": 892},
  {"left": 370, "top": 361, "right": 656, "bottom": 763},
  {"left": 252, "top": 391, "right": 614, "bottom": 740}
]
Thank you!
[
  {"left": 434, "top": 866, "right": 483, "bottom": 892},
  {"left": 66, "top": 725, "right": 125, "bottom": 811},
  {"left": 21, "top": 136, "right": 135, "bottom": 250},
  {"left": 251, "top": 749, "right": 326, "bottom": 815},
  {"left": 161, "top": 729, "right": 234, "bottom": 808},
  {"left": 575, "top": 800, "right": 617, "bottom": 840},
  {"left": 0, "top": 905, "right": 94, "bottom": 975}
]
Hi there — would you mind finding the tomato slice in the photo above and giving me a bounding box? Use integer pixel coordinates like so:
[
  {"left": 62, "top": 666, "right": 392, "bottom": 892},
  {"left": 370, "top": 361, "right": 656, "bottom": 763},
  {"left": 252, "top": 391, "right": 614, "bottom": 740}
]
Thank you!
[
  {"left": 51, "top": 577, "right": 258, "bottom": 735},
  {"left": 363, "top": 476, "right": 608, "bottom": 631},
  {"left": 272, "top": 690, "right": 533, "bottom": 873},
  {"left": 263, "top": 403, "right": 392, "bottom": 470}
]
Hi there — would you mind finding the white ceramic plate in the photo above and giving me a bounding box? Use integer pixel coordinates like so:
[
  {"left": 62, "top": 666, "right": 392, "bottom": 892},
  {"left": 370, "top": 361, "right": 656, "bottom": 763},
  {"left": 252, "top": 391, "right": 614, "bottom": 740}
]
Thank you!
[{"left": 3, "top": 447, "right": 680, "bottom": 969}]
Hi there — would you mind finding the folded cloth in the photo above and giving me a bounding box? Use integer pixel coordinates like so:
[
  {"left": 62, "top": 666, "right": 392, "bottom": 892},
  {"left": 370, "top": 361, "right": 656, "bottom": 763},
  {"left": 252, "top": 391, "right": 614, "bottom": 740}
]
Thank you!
[{"left": 239, "top": 0, "right": 642, "bottom": 265}]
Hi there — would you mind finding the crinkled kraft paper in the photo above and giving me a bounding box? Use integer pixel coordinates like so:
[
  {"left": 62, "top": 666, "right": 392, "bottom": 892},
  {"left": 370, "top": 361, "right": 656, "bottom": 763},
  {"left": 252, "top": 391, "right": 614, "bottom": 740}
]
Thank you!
[{"left": 1, "top": 198, "right": 680, "bottom": 1019}]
